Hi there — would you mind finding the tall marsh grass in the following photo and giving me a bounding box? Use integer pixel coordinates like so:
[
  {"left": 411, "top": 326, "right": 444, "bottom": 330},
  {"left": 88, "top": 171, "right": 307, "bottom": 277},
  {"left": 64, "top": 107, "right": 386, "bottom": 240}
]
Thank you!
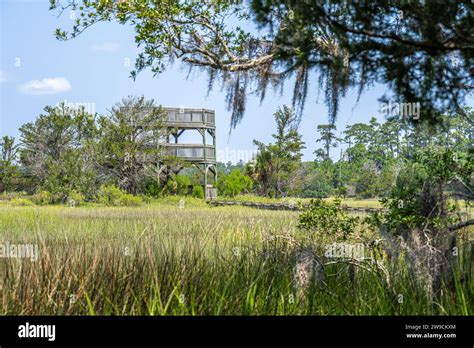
[{"left": 0, "top": 203, "right": 472, "bottom": 315}]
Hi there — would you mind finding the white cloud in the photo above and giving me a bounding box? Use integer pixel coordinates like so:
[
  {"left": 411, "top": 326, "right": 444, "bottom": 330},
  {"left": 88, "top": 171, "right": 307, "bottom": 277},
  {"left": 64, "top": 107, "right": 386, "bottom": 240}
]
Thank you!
[
  {"left": 20, "top": 77, "right": 72, "bottom": 95},
  {"left": 91, "top": 42, "right": 120, "bottom": 53},
  {"left": 0, "top": 70, "right": 7, "bottom": 82}
]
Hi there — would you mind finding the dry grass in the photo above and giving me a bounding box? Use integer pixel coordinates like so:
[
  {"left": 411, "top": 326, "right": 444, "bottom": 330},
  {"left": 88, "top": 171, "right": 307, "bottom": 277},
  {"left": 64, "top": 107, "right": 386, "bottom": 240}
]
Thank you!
[{"left": 0, "top": 201, "right": 472, "bottom": 315}]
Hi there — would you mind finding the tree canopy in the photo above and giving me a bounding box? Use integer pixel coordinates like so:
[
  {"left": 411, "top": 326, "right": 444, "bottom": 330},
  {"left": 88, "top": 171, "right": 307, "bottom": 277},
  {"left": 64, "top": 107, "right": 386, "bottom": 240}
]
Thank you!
[{"left": 50, "top": 0, "right": 473, "bottom": 127}]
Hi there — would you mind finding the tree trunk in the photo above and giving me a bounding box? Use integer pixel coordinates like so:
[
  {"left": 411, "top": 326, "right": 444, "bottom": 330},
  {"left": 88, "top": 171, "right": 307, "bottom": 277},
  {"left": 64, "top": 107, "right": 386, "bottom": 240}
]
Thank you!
[{"left": 471, "top": 241, "right": 474, "bottom": 283}]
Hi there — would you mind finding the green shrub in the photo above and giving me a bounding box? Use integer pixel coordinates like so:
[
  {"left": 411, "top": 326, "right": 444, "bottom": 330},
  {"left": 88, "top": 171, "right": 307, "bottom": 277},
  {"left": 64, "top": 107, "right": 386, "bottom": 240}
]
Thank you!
[
  {"left": 67, "top": 190, "right": 85, "bottom": 207},
  {"left": 10, "top": 198, "right": 34, "bottom": 206},
  {"left": 32, "top": 191, "right": 54, "bottom": 205},
  {"left": 0, "top": 191, "right": 28, "bottom": 201},
  {"left": 354, "top": 162, "right": 379, "bottom": 198},
  {"left": 97, "top": 184, "right": 142, "bottom": 206},
  {"left": 217, "top": 170, "right": 253, "bottom": 197},
  {"left": 299, "top": 179, "right": 334, "bottom": 198},
  {"left": 191, "top": 185, "right": 204, "bottom": 199},
  {"left": 98, "top": 184, "right": 125, "bottom": 206},
  {"left": 163, "top": 175, "right": 191, "bottom": 195},
  {"left": 116, "top": 194, "right": 142, "bottom": 206},
  {"left": 297, "top": 199, "right": 359, "bottom": 241},
  {"left": 139, "top": 194, "right": 153, "bottom": 204},
  {"left": 144, "top": 180, "right": 161, "bottom": 197}
]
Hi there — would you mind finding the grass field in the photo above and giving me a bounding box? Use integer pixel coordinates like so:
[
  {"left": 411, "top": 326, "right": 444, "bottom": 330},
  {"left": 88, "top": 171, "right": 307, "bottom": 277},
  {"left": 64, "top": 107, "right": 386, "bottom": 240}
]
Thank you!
[
  {"left": 0, "top": 199, "right": 472, "bottom": 315},
  {"left": 224, "top": 194, "right": 384, "bottom": 208},
  {"left": 226, "top": 195, "right": 474, "bottom": 213}
]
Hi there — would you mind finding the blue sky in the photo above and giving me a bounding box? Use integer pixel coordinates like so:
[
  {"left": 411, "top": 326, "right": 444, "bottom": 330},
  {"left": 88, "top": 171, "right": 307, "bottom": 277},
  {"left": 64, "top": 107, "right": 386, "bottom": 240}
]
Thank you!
[{"left": 1, "top": 0, "right": 472, "bottom": 163}]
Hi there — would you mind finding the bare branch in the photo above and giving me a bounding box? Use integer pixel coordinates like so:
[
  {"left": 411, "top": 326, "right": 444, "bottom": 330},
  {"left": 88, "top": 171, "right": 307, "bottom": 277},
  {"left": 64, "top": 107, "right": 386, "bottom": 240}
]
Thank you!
[{"left": 449, "top": 219, "right": 474, "bottom": 232}]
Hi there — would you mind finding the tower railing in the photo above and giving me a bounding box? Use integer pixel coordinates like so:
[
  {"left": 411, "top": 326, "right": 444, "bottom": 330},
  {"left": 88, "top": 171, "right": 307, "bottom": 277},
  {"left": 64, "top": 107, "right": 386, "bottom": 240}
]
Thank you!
[
  {"left": 119, "top": 106, "right": 218, "bottom": 199},
  {"left": 162, "top": 144, "right": 216, "bottom": 162},
  {"left": 164, "top": 108, "right": 215, "bottom": 127},
  {"left": 161, "top": 107, "right": 217, "bottom": 200}
]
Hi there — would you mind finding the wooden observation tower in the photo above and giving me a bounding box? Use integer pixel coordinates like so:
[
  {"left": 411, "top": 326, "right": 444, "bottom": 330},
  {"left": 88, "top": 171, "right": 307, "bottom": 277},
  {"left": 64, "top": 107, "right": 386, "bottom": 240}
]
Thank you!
[{"left": 160, "top": 107, "right": 217, "bottom": 200}]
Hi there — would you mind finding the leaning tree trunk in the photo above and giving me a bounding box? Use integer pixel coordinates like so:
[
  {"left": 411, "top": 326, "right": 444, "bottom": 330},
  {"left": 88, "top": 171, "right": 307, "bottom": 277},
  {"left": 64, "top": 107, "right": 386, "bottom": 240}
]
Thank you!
[{"left": 403, "top": 179, "right": 455, "bottom": 299}]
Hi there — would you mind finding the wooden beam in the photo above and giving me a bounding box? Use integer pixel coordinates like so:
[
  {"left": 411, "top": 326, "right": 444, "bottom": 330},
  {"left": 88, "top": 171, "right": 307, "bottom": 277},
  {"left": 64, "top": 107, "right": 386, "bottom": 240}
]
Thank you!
[{"left": 176, "top": 129, "right": 185, "bottom": 138}]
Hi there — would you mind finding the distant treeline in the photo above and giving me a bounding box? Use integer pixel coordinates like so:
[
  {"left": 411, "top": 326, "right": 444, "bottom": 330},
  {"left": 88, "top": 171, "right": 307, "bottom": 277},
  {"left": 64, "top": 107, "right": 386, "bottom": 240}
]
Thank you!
[
  {"left": 0, "top": 96, "right": 472, "bottom": 203},
  {"left": 223, "top": 107, "right": 473, "bottom": 200}
]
